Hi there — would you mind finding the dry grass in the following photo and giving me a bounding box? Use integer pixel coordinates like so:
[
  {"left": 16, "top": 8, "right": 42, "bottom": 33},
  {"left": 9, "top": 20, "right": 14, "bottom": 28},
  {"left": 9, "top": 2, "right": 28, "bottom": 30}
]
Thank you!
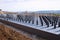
[{"left": 0, "top": 23, "right": 32, "bottom": 40}]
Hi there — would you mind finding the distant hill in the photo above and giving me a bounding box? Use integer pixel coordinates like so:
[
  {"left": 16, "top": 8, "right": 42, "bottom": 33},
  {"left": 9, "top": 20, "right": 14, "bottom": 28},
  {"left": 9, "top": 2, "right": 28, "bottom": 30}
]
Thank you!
[
  {"left": 0, "top": 11, "right": 18, "bottom": 14},
  {"left": 35, "top": 10, "right": 60, "bottom": 14}
]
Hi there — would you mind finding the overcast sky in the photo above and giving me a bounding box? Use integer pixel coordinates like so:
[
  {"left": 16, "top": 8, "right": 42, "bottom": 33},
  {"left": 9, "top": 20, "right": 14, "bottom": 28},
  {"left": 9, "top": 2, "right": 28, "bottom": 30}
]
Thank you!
[{"left": 0, "top": 0, "right": 60, "bottom": 12}]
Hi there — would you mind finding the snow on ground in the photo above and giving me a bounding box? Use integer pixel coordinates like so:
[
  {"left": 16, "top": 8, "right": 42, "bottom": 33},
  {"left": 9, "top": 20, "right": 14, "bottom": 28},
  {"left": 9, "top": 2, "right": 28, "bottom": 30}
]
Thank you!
[{"left": 0, "top": 17, "right": 60, "bottom": 35}]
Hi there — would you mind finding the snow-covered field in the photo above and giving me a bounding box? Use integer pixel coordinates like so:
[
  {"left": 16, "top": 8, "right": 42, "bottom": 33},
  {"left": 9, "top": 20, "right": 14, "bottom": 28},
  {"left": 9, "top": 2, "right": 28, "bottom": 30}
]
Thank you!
[{"left": 0, "top": 14, "right": 60, "bottom": 35}]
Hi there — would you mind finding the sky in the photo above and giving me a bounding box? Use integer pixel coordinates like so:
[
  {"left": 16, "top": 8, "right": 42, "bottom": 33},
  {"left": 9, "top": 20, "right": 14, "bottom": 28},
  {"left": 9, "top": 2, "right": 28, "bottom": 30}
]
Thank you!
[{"left": 0, "top": 0, "right": 60, "bottom": 12}]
